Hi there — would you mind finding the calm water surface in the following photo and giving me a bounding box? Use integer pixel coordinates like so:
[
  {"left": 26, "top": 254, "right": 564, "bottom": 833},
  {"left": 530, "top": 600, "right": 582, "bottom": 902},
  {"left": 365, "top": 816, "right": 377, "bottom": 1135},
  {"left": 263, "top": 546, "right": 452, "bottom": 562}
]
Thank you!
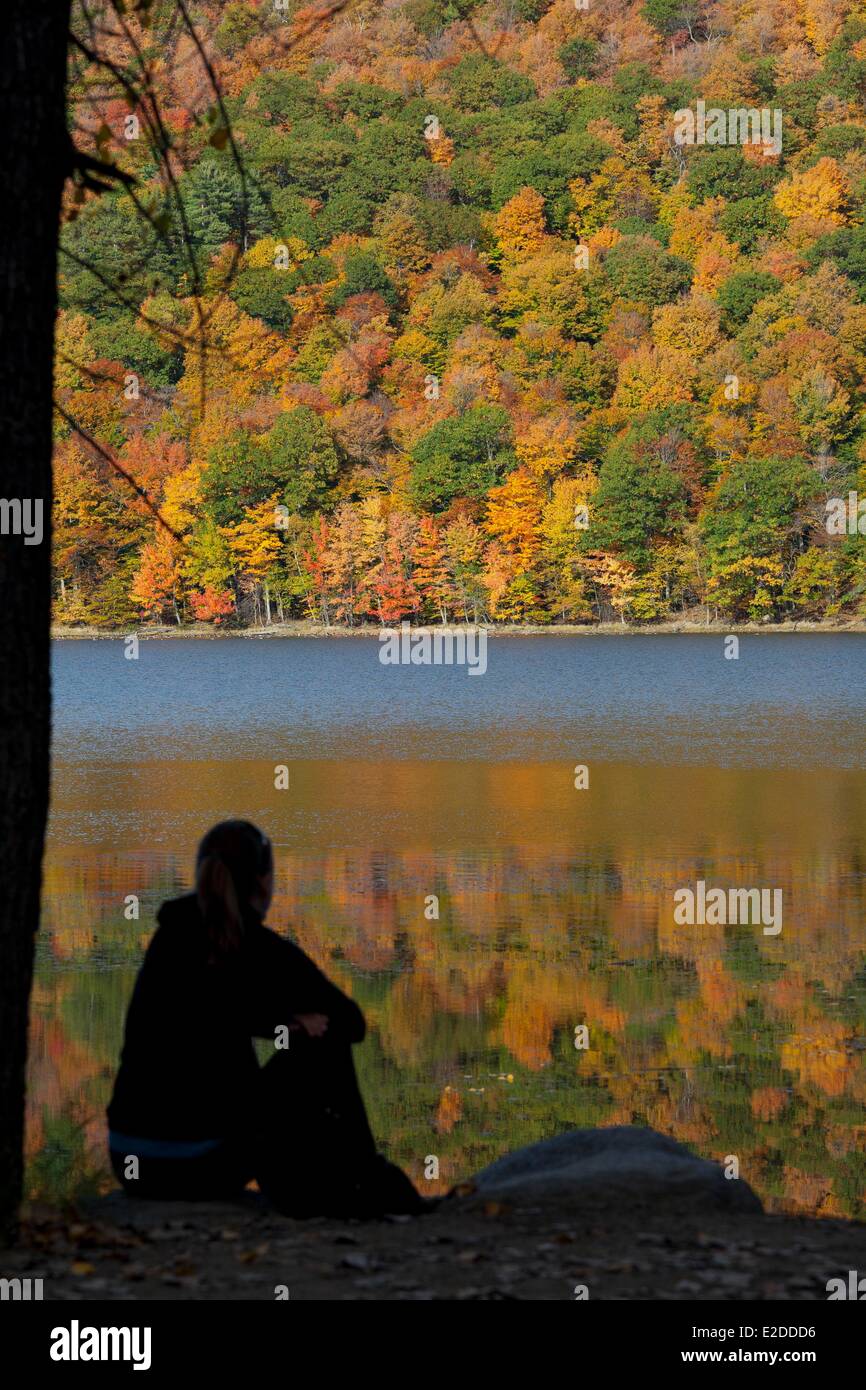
[{"left": 31, "top": 634, "right": 866, "bottom": 1215}]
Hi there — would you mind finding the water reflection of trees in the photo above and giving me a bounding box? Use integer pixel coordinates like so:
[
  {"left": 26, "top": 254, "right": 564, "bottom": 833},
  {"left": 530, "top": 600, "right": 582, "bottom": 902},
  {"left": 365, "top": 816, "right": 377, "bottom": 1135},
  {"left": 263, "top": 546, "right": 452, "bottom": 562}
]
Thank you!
[{"left": 30, "top": 843, "right": 866, "bottom": 1216}]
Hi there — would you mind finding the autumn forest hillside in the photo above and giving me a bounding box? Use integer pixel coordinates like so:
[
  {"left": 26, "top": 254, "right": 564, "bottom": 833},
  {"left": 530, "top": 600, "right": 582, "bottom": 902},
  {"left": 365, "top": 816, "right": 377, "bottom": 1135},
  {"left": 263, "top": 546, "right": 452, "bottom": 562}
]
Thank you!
[{"left": 56, "top": 0, "right": 866, "bottom": 629}]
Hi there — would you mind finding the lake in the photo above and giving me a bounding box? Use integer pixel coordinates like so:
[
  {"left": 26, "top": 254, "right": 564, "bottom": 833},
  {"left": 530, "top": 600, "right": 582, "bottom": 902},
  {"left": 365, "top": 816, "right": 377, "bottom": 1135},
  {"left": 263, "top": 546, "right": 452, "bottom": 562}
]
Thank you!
[{"left": 30, "top": 633, "right": 866, "bottom": 1217}]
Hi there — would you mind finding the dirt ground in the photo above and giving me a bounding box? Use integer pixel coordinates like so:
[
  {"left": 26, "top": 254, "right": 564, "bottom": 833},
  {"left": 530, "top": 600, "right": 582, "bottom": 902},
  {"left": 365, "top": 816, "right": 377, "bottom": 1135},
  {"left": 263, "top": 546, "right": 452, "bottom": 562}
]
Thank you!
[{"left": 6, "top": 1189, "right": 866, "bottom": 1302}]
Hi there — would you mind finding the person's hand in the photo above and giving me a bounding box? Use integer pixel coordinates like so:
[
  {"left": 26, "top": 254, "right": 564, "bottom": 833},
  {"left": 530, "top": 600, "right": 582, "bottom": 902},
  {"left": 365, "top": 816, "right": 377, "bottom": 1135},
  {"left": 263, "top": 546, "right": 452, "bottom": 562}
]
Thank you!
[{"left": 293, "top": 1012, "right": 329, "bottom": 1038}]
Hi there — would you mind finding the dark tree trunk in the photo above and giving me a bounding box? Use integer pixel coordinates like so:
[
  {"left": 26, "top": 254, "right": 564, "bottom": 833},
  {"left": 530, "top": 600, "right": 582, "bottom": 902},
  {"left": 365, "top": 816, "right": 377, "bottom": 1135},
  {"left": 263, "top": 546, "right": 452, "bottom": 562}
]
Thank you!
[{"left": 0, "top": 2, "right": 70, "bottom": 1240}]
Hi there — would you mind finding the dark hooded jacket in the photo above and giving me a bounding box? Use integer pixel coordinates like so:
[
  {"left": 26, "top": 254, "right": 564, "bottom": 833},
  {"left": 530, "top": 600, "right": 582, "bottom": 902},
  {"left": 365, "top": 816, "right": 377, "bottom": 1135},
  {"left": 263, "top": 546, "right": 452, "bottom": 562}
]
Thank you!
[{"left": 107, "top": 893, "right": 365, "bottom": 1140}]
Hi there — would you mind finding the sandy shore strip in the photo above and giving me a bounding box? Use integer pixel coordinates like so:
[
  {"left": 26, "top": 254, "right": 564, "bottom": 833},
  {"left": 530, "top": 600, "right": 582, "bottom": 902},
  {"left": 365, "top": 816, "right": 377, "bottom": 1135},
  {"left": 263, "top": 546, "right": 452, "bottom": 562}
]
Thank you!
[{"left": 51, "top": 619, "right": 866, "bottom": 640}]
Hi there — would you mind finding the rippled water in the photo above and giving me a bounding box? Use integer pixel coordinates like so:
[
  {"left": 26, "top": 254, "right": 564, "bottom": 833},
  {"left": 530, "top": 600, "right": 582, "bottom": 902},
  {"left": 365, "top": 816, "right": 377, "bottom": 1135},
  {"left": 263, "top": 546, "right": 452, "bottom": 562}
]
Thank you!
[{"left": 30, "top": 634, "right": 866, "bottom": 1216}]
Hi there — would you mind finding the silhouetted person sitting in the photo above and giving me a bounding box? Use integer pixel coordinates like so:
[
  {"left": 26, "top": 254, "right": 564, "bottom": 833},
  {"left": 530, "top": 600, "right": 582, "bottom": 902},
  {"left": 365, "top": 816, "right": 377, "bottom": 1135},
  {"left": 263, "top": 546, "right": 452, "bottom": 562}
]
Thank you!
[{"left": 107, "top": 819, "right": 424, "bottom": 1217}]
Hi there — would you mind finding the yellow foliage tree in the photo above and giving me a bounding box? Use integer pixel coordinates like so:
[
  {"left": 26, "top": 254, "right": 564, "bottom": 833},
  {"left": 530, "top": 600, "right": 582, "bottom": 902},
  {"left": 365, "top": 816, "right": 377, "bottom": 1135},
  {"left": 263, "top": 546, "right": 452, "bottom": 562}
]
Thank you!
[
  {"left": 54, "top": 312, "right": 91, "bottom": 391},
  {"left": 495, "top": 186, "right": 547, "bottom": 263},
  {"left": 244, "top": 235, "right": 310, "bottom": 271},
  {"left": 539, "top": 477, "right": 595, "bottom": 621},
  {"left": 220, "top": 496, "right": 283, "bottom": 623},
  {"left": 773, "top": 156, "right": 850, "bottom": 225},
  {"left": 651, "top": 297, "right": 722, "bottom": 359},
  {"left": 427, "top": 133, "right": 455, "bottom": 166},
  {"left": 613, "top": 346, "right": 695, "bottom": 410},
  {"left": 484, "top": 468, "right": 543, "bottom": 571},
  {"left": 667, "top": 198, "right": 726, "bottom": 263},
  {"left": 569, "top": 158, "right": 659, "bottom": 239},
  {"left": 515, "top": 414, "right": 579, "bottom": 486},
  {"left": 161, "top": 461, "right": 204, "bottom": 539}
]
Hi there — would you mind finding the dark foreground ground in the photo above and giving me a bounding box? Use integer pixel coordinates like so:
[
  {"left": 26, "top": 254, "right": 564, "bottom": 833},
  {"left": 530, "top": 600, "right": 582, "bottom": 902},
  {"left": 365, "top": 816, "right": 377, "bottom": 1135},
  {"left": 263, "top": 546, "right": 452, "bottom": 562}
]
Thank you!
[{"left": 7, "top": 1190, "right": 866, "bottom": 1302}]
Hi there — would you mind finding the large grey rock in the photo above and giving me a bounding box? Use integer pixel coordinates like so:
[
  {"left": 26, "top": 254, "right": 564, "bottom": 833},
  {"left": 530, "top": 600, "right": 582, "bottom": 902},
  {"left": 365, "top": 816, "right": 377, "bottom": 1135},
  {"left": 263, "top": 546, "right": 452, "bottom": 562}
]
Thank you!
[{"left": 470, "top": 1126, "right": 763, "bottom": 1212}]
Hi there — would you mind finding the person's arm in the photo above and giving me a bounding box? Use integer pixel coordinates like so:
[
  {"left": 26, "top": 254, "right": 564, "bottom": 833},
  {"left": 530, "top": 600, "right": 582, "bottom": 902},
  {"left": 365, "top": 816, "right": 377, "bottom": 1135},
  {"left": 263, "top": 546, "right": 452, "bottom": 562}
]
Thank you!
[{"left": 252, "top": 929, "right": 366, "bottom": 1044}]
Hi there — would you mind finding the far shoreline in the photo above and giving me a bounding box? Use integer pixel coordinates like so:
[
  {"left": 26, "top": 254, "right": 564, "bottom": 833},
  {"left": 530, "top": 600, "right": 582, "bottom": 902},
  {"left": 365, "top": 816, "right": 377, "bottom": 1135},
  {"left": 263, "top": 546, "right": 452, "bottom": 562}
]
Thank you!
[{"left": 51, "top": 618, "right": 866, "bottom": 639}]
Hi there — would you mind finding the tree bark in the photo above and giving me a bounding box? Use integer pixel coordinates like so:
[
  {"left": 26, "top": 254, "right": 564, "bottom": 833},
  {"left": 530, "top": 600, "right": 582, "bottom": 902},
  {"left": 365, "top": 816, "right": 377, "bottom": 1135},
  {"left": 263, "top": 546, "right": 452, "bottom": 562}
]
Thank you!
[{"left": 0, "top": 2, "right": 70, "bottom": 1240}]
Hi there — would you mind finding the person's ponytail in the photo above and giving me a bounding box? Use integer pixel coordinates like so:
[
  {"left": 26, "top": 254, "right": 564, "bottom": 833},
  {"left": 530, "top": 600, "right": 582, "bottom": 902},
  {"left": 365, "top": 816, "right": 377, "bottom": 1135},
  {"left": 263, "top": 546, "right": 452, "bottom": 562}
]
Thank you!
[
  {"left": 194, "top": 820, "right": 273, "bottom": 963},
  {"left": 196, "top": 851, "right": 243, "bottom": 960}
]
